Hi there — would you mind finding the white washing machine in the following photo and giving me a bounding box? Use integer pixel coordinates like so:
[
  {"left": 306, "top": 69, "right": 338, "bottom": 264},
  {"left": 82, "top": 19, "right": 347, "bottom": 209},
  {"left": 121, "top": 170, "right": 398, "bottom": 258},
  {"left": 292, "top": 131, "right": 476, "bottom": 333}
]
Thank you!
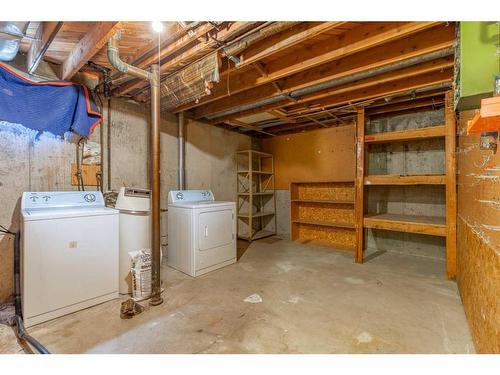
[
  {"left": 21, "top": 191, "right": 119, "bottom": 327},
  {"left": 167, "top": 190, "right": 236, "bottom": 277}
]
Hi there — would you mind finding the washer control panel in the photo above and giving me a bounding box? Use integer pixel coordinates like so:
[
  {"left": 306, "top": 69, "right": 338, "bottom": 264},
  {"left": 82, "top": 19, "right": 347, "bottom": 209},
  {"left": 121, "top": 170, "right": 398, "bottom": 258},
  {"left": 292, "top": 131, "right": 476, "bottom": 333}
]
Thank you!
[
  {"left": 22, "top": 191, "right": 105, "bottom": 210},
  {"left": 168, "top": 190, "right": 214, "bottom": 204}
]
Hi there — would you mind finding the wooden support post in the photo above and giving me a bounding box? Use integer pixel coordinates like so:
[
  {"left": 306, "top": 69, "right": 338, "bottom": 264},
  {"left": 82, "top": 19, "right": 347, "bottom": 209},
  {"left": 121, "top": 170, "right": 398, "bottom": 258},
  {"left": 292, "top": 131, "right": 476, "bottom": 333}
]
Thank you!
[
  {"left": 355, "top": 108, "right": 366, "bottom": 263},
  {"left": 445, "top": 91, "right": 457, "bottom": 279}
]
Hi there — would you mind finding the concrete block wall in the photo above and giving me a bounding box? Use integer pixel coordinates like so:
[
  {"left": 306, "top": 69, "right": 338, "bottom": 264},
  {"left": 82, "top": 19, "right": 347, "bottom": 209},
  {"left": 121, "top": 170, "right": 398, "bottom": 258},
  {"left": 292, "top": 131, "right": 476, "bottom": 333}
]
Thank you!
[
  {"left": 365, "top": 110, "right": 447, "bottom": 260},
  {"left": 0, "top": 98, "right": 251, "bottom": 303}
]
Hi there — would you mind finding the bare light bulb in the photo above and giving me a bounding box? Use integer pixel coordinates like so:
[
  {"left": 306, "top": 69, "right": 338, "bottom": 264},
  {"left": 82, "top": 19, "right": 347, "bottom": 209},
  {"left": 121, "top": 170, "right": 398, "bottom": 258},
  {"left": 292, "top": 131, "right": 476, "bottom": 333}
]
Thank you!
[{"left": 152, "top": 21, "right": 163, "bottom": 33}]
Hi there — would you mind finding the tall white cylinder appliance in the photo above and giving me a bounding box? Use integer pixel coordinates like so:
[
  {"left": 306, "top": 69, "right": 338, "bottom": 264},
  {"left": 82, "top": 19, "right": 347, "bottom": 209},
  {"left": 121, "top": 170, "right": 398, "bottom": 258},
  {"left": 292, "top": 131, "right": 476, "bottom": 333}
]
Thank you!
[{"left": 115, "top": 187, "right": 151, "bottom": 294}]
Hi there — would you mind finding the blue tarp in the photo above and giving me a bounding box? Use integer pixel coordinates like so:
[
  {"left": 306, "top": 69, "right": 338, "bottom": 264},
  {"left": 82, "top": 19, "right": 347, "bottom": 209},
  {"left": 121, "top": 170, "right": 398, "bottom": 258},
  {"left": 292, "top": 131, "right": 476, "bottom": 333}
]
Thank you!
[{"left": 0, "top": 63, "right": 102, "bottom": 137}]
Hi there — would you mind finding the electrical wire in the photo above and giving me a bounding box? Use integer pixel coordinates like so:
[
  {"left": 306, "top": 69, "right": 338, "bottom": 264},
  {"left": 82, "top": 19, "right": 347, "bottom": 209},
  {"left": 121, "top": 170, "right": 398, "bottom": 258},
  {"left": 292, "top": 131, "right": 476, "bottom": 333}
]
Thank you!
[{"left": 0, "top": 224, "right": 15, "bottom": 235}]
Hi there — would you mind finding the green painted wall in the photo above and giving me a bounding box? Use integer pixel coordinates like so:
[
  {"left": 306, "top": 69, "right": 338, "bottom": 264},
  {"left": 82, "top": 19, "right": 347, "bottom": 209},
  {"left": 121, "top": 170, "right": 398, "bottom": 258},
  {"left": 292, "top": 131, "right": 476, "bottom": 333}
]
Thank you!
[{"left": 458, "top": 22, "right": 500, "bottom": 110}]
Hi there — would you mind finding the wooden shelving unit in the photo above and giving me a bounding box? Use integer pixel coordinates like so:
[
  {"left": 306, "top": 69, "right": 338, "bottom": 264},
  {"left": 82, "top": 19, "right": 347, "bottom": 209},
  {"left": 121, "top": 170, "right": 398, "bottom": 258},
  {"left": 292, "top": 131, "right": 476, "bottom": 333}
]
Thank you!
[
  {"left": 290, "top": 181, "right": 357, "bottom": 252},
  {"left": 355, "top": 91, "right": 457, "bottom": 279},
  {"left": 236, "top": 150, "right": 277, "bottom": 241}
]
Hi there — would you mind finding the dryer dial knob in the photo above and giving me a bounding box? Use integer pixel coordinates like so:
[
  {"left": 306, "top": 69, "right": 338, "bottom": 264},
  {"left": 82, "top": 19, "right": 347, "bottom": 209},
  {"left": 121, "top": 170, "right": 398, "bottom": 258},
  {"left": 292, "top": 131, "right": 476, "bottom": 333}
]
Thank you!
[{"left": 84, "top": 193, "right": 96, "bottom": 203}]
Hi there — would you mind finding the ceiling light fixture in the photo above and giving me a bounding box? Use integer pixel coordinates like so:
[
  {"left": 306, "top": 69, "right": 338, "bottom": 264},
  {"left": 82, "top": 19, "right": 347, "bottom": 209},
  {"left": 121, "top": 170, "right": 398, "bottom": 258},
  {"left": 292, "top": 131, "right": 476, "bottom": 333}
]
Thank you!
[{"left": 152, "top": 21, "right": 164, "bottom": 33}]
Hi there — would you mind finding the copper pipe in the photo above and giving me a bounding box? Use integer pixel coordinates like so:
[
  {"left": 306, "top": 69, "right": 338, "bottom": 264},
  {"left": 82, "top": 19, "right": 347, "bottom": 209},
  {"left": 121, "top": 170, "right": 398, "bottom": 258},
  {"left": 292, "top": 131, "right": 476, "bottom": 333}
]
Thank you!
[
  {"left": 149, "top": 63, "right": 163, "bottom": 306},
  {"left": 107, "top": 32, "right": 163, "bottom": 306}
]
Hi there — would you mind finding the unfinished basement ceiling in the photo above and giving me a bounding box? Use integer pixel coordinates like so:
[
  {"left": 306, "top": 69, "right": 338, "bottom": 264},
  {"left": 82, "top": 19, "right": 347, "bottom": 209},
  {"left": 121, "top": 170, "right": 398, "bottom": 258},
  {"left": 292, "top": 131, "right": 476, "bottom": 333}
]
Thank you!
[{"left": 15, "top": 21, "right": 454, "bottom": 137}]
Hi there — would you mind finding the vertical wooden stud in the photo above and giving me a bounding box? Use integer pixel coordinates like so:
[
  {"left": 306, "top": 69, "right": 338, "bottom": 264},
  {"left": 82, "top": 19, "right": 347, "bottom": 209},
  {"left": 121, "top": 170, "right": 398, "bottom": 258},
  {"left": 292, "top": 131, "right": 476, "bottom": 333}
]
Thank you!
[
  {"left": 355, "top": 108, "right": 366, "bottom": 263},
  {"left": 445, "top": 91, "right": 457, "bottom": 279}
]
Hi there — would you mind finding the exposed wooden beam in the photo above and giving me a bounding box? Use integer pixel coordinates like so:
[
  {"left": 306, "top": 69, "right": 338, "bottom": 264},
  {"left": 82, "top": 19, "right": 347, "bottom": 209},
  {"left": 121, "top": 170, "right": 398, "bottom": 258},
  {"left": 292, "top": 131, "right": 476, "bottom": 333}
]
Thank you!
[
  {"left": 283, "top": 68, "right": 453, "bottom": 115},
  {"left": 366, "top": 96, "right": 444, "bottom": 116},
  {"left": 61, "top": 22, "right": 120, "bottom": 80},
  {"left": 209, "top": 68, "right": 452, "bottom": 125},
  {"left": 285, "top": 57, "right": 453, "bottom": 110},
  {"left": 178, "top": 23, "right": 453, "bottom": 115},
  {"left": 111, "top": 22, "right": 215, "bottom": 93},
  {"left": 268, "top": 115, "right": 355, "bottom": 135},
  {"left": 196, "top": 56, "right": 453, "bottom": 119},
  {"left": 27, "top": 22, "right": 64, "bottom": 74},
  {"left": 237, "top": 22, "right": 348, "bottom": 68},
  {"left": 268, "top": 109, "right": 296, "bottom": 123},
  {"left": 304, "top": 115, "right": 329, "bottom": 127},
  {"left": 110, "top": 22, "right": 188, "bottom": 85},
  {"left": 119, "top": 22, "right": 262, "bottom": 98},
  {"left": 259, "top": 22, "right": 442, "bottom": 84},
  {"left": 225, "top": 119, "right": 275, "bottom": 136}
]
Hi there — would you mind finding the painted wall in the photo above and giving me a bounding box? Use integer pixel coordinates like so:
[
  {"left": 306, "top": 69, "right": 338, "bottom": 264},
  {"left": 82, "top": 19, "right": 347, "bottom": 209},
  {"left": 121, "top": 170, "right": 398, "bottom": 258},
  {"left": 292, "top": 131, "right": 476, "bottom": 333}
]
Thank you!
[
  {"left": 262, "top": 125, "right": 356, "bottom": 189},
  {"left": 458, "top": 22, "right": 500, "bottom": 110},
  {"left": 456, "top": 110, "right": 500, "bottom": 353},
  {"left": 261, "top": 125, "right": 355, "bottom": 239},
  {"left": 0, "top": 98, "right": 252, "bottom": 303}
]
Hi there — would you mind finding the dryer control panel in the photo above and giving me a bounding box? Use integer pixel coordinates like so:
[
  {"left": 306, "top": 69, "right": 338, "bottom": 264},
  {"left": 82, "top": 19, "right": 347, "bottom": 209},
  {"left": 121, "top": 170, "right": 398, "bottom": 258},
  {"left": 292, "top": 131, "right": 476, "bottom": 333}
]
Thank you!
[{"left": 168, "top": 190, "right": 214, "bottom": 204}]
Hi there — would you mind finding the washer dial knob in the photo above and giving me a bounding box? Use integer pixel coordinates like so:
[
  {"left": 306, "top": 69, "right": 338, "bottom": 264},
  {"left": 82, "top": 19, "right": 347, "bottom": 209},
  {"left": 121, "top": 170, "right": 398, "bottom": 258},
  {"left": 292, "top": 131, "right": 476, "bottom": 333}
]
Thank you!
[{"left": 84, "top": 193, "right": 96, "bottom": 203}]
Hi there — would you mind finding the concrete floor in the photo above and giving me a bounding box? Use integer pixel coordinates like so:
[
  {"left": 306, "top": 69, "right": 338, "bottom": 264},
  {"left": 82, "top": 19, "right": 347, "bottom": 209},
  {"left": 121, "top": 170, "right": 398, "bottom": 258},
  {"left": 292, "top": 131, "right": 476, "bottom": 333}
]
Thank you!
[{"left": 0, "top": 238, "right": 474, "bottom": 354}]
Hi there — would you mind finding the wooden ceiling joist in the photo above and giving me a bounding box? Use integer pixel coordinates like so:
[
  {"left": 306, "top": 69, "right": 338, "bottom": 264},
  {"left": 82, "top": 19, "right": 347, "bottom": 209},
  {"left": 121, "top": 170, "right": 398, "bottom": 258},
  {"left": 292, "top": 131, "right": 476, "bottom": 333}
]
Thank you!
[
  {"left": 236, "top": 22, "right": 348, "bottom": 68},
  {"left": 111, "top": 22, "right": 215, "bottom": 94},
  {"left": 366, "top": 96, "right": 445, "bottom": 116},
  {"left": 121, "top": 22, "right": 263, "bottom": 98},
  {"left": 174, "top": 23, "right": 452, "bottom": 114},
  {"left": 197, "top": 56, "right": 453, "bottom": 121},
  {"left": 284, "top": 69, "right": 452, "bottom": 115},
  {"left": 61, "top": 22, "right": 120, "bottom": 80},
  {"left": 210, "top": 67, "right": 452, "bottom": 125},
  {"left": 184, "top": 24, "right": 452, "bottom": 120}
]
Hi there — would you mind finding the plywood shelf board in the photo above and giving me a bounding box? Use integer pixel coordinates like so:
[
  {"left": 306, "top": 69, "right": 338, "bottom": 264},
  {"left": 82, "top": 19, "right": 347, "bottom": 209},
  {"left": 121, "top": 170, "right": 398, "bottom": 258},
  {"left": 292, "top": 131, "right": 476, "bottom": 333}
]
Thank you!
[
  {"left": 291, "top": 199, "right": 354, "bottom": 204},
  {"left": 364, "top": 125, "right": 445, "bottom": 143},
  {"left": 292, "top": 222, "right": 356, "bottom": 251},
  {"left": 363, "top": 213, "right": 446, "bottom": 237},
  {"left": 292, "top": 219, "right": 355, "bottom": 229},
  {"left": 364, "top": 174, "right": 446, "bottom": 185}
]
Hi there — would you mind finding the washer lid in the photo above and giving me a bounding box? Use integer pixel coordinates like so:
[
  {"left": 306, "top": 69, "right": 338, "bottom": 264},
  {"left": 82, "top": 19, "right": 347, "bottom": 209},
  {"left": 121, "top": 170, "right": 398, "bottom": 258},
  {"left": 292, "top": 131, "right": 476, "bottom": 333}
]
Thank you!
[
  {"left": 22, "top": 206, "right": 117, "bottom": 221},
  {"left": 168, "top": 200, "right": 235, "bottom": 209}
]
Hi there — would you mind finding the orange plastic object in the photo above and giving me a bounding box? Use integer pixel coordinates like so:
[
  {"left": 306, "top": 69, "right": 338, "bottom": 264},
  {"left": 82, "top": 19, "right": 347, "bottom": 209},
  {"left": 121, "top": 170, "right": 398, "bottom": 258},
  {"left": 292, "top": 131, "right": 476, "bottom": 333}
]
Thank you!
[{"left": 467, "top": 96, "right": 500, "bottom": 134}]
